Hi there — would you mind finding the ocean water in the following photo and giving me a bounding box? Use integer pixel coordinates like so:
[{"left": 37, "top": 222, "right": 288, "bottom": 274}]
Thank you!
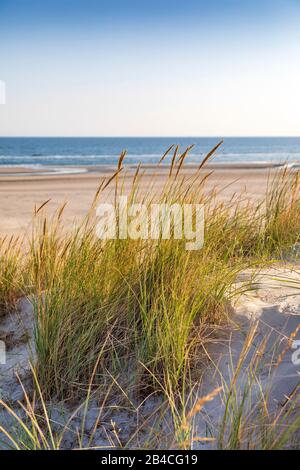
[{"left": 1, "top": 137, "right": 300, "bottom": 168}]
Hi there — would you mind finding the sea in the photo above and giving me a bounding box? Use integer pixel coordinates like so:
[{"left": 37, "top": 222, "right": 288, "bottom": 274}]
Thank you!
[{"left": 1, "top": 137, "right": 300, "bottom": 171}]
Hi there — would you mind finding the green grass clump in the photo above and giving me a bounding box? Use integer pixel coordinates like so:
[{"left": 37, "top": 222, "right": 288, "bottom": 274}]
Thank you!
[
  {"left": 1, "top": 142, "right": 300, "bottom": 449},
  {"left": 264, "top": 168, "right": 300, "bottom": 253},
  {"left": 0, "top": 235, "right": 26, "bottom": 315}
]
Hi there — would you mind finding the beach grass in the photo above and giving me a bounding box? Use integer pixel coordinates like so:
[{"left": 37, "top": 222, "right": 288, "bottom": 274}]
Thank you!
[
  {"left": 0, "top": 143, "right": 300, "bottom": 449},
  {"left": 0, "top": 235, "right": 25, "bottom": 315}
]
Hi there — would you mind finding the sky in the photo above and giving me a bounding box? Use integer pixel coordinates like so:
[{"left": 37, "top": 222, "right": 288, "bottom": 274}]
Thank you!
[{"left": 0, "top": 0, "right": 300, "bottom": 137}]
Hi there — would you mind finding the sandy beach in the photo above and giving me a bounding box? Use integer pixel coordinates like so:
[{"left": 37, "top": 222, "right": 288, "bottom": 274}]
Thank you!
[
  {"left": 2, "top": 0, "right": 300, "bottom": 454},
  {"left": 0, "top": 163, "right": 279, "bottom": 235}
]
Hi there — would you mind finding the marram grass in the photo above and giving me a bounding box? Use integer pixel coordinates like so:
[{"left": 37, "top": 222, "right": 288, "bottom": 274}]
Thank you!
[{"left": 0, "top": 143, "right": 300, "bottom": 449}]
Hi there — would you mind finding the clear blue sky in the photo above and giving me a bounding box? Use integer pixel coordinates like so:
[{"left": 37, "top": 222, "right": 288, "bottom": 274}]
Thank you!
[{"left": 1, "top": 0, "right": 300, "bottom": 136}]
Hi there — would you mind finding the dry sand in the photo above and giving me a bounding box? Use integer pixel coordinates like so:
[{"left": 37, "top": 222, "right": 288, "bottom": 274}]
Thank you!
[
  {"left": 0, "top": 163, "right": 279, "bottom": 235},
  {"left": 0, "top": 163, "right": 299, "bottom": 448}
]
